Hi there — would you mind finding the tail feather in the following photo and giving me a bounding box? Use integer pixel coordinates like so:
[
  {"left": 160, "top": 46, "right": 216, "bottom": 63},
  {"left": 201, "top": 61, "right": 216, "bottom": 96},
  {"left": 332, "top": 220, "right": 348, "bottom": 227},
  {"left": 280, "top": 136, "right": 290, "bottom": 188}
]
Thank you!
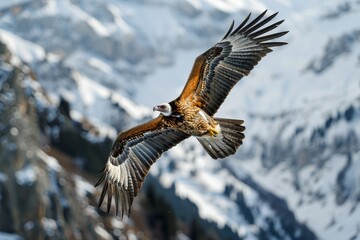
[{"left": 197, "top": 118, "right": 245, "bottom": 159}]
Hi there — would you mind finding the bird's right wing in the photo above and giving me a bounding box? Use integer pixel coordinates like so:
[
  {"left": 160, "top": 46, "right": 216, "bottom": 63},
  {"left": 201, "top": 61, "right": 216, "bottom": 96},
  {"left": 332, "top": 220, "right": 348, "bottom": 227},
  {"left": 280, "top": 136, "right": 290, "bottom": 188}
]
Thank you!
[
  {"left": 179, "top": 10, "right": 288, "bottom": 116},
  {"left": 95, "top": 115, "right": 189, "bottom": 218}
]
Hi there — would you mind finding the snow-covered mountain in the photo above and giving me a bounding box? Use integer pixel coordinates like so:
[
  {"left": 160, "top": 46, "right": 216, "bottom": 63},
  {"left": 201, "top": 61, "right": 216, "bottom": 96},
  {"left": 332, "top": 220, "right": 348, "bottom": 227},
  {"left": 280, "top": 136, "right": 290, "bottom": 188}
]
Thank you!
[
  {"left": 0, "top": 51, "right": 135, "bottom": 239},
  {"left": 1, "top": 0, "right": 359, "bottom": 239}
]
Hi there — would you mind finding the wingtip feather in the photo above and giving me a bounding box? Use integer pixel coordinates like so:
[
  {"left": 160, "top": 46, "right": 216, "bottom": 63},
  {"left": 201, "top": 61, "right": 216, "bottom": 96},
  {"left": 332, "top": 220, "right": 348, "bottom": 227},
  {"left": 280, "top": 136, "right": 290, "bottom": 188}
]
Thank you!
[
  {"left": 249, "top": 19, "right": 286, "bottom": 39},
  {"left": 94, "top": 171, "right": 106, "bottom": 187},
  {"left": 222, "top": 20, "right": 235, "bottom": 40},
  {"left": 230, "top": 12, "right": 251, "bottom": 36},
  {"left": 98, "top": 180, "right": 108, "bottom": 208},
  {"left": 115, "top": 187, "right": 120, "bottom": 217},
  {"left": 107, "top": 184, "right": 113, "bottom": 214},
  {"left": 240, "top": 9, "right": 268, "bottom": 33},
  {"left": 244, "top": 11, "right": 279, "bottom": 35},
  {"left": 226, "top": 10, "right": 287, "bottom": 41},
  {"left": 254, "top": 31, "right": 289, "bottom": 43},
  {"left": 262, "top": 42, "right": 288, "bottom": 47}
]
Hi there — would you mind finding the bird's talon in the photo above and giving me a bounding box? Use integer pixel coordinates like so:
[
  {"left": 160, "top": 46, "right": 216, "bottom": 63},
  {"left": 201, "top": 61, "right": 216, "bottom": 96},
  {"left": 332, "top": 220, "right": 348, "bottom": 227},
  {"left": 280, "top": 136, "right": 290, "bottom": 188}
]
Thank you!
[{"left": 209, "top": 128, "right": 219, "bottom": 137}]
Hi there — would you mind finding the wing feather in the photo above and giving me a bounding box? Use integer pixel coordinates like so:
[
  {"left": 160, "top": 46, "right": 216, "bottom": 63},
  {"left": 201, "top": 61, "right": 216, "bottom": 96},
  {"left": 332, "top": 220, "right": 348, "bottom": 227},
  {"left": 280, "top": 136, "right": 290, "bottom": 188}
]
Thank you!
[
  {"left": 231, "top": 12, "right": 251, "bottom": 35},
  {"left": 95, "top": 116, "right": 189, "bottom": 217},
  {"left": 179, "top": 10, "right": 288, "bottom": 116},
  {"left": 238, "top": 9, "right": 268, "bottom": 33},
  {"left": 250, "top": 20, "right": 285, "bottom": 38},
  {"left": 253, "top": 31, "right": 288, "bottom": 42},
  {"left": 222, "top": 20, "right": 234, "bottom": 40}
]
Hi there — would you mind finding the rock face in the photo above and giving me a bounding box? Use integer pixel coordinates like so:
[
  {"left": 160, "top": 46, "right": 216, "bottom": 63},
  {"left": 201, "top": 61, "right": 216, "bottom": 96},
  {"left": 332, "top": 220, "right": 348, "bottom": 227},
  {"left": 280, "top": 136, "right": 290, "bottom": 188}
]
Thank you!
[
  {"left": 0, "top": 45, "right": 140, "bottom": 240},
  {"left": 0, "top": 62, "right": 90, "bottom": 239}
]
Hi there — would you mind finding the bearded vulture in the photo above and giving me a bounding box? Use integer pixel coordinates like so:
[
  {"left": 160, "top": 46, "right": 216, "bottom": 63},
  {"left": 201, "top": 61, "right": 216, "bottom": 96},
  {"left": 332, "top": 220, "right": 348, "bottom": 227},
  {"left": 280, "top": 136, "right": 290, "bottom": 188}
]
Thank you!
[{"left": 95, "top": 10, "right": 288, "bottom": 217}]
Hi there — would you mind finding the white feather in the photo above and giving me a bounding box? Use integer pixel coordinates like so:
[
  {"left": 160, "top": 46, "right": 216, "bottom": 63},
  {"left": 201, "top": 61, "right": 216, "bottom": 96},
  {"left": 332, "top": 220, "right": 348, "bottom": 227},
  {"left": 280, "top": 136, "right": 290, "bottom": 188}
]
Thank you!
[
  {"left": 199, "top": 110, "right": 209, "bottom": 122},
  {"left": 107, "top": 160, "right": 120, "bottom": 182},
  {"left": 120, "top": 164, "right": 126, "bottom": 187},
  {"left": 106, "top": 158, "right": 129, "bottom": 189}
]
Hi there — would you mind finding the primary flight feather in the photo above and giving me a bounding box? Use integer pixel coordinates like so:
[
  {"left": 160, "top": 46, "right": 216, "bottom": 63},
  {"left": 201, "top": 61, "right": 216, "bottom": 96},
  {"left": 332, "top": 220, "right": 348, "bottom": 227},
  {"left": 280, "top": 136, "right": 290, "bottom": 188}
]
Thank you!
[{"left": 95, "top": 10, "right": 288, "bottom": 218}]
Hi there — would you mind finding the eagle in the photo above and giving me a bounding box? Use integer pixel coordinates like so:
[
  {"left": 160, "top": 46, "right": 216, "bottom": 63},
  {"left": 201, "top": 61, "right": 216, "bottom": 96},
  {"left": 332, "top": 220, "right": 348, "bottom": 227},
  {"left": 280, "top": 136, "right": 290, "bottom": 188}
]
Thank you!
[{"left": 95, "top": 10, "right": 288, "bottom": 217}]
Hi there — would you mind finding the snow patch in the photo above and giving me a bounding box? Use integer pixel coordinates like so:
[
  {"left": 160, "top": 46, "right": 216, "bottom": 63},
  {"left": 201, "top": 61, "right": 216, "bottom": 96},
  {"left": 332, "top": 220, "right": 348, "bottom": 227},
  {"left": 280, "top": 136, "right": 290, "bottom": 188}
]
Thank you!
[
  {"left": 74, "top": 176, "right": 94, "bottom": 197},
  {"left": 0, "top": 0, "right": 30, "bottom": 10},
  {"left": 94, "top": 226, "right": 112, "bottom": 240},
  {"left": 42, "top": 218, "right": 57, "bottom": 237},
  {"left": 0, "top": 232, "right": 23, "bottom": 240},
  {"left": 106, "top": 4, "right": 134, "bottom": 36},
  {"left": 111, "top": 92, "right": 151, "bottom": 120},
  {"left": 37, "top": 150, "right": 61, "bottom": 172},
  {"left": 0, "top": 29, "right": 45, "bottom": 64},
  {"left": 15, "top": 165, "right": 36, "bottom": 186},
  {"left": 87, "top": 58, "right": 112, "bottom": 74},
  {"left": 0, "top": 172, "right": 7, "bottom": 182},
  {"left": 71, "top": 70, "right": 150, "bottom": 121}
]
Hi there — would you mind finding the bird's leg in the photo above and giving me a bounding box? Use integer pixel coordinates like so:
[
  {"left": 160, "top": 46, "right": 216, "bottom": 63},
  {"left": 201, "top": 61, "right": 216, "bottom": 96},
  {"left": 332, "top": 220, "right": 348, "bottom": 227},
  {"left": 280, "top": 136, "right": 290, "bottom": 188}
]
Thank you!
[{"left": 208, "top": 127, "right": 219, "bottom": 137}]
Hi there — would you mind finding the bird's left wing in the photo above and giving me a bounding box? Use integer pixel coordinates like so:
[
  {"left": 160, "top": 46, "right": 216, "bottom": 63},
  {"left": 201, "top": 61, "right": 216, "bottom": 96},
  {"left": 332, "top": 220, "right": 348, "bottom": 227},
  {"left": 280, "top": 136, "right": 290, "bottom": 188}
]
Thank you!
[
  {"left": 179, "top": 10, "right": 288, "bottom": 116},
  {"left": 95, "top": 115, "right": 189, "bottom": 218}
]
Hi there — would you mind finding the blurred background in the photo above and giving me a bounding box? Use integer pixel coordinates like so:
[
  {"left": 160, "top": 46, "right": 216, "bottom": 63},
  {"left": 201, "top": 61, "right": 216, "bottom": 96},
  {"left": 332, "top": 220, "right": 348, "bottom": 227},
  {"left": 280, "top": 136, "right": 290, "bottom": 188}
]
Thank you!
[{"left": 0, "top": 0, "right": 359, "bottom": 239}]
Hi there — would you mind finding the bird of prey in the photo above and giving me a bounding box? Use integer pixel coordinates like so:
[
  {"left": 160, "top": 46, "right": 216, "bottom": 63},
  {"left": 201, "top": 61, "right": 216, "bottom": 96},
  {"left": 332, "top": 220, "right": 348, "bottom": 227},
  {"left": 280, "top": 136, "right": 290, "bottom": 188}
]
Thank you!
[{"left": 95, "top": 10, "right": 288, "bottom": 217}]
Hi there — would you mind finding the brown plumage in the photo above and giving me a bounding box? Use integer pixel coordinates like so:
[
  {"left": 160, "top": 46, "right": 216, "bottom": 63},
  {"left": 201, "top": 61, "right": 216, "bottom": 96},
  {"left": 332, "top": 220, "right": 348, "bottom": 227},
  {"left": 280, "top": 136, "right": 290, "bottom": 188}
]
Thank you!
[{"left": 95, "top": 10, "right": 288, "bottom": 218}]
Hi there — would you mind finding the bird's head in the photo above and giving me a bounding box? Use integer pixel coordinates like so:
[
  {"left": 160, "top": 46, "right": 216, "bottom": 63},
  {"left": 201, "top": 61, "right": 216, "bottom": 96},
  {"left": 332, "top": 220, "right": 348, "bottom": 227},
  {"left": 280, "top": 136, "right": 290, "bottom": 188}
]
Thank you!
[{"left": 153, "top": 103, "right": 172, "bottom": 116}]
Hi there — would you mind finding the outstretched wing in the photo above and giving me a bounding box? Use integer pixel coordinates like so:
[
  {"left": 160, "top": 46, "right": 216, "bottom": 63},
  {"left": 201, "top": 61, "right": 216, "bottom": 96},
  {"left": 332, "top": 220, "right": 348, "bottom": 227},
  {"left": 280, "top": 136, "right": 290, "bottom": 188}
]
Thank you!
[
  {"left": 179, "top": 10, "right": 288, "bottom": 116},
  {"left": 95, "top": 115, "right": 189, "bottom": 218}
]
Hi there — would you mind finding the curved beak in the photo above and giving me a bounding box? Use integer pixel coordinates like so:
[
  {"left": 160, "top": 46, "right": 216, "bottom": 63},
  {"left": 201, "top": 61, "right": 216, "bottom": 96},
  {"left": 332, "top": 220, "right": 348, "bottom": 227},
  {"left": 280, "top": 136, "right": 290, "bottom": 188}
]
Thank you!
[
  {"left": 152, "top": 103, "right": 171, "bottom": 116},
  {"left": 153, "top": 105, "right": 161, "bottom": 112}
]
